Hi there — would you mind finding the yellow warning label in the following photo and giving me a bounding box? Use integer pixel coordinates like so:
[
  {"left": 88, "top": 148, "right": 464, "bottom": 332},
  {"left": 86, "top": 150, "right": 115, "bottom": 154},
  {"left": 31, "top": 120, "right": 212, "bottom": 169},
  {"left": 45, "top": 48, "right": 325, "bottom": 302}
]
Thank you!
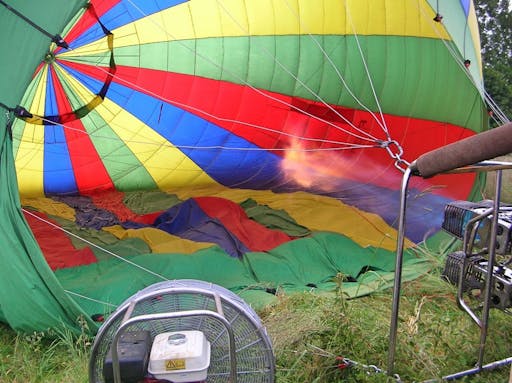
[{"left": 165, "top": 359, "right": 186, "bottom": 371}]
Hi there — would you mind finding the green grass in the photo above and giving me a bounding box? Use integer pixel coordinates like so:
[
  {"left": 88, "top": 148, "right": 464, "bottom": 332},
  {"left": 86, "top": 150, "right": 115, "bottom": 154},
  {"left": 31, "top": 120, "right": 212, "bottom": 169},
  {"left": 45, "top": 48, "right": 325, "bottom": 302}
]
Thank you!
[
  {"left": 1, "top": 250, "right": 512, "bottom": 382},
  {"left": 0, "top": 324, "right": 90, "bottom": 383},
  {"left": 262, "top": 259, "right": 512, "bottom": 382}
]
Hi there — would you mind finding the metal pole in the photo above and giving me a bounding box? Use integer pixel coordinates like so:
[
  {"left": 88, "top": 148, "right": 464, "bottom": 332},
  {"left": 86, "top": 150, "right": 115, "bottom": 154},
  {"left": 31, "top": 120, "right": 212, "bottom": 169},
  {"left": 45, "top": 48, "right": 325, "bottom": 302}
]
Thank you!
[
  {"left": 387, "top": 166, "right": 413, "bottom": 375},
  {"left": 476, "top": 170, "right": 502, "bottom": 367}
]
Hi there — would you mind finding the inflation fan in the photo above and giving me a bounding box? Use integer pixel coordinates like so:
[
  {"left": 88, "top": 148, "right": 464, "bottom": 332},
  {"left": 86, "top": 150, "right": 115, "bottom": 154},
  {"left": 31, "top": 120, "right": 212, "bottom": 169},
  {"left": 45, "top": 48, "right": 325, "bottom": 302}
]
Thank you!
[{"left": 89, "top": 280, "right": 275, "bottom": 383}]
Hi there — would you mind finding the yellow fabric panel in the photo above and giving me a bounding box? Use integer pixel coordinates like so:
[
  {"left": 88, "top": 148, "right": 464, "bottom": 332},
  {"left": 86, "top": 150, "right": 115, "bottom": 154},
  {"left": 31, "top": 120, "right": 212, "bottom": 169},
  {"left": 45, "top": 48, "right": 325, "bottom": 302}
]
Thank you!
[
  {"left": 15, "top": 69, "right": 48, "bottom": 197},
  {"left": 21, "top": 197, "right": 76, "bottom": 221},
  {"left": 103, "top": 225, "right": 215, "bottom": 254},
  {"left": 467, "top": 2, "right": 483, "bottom": 75},
  {"left": 55, "top": 66, "right": 215, "bottom": 189},
  {"left": 89, "top": 0, "right": 450, "bottom": 52},
  {"left": 173, "top": 185, "right": 413, "bottom": 251},
  {"left": 58, "top": 30, "right": 111, "bottom": 59}
]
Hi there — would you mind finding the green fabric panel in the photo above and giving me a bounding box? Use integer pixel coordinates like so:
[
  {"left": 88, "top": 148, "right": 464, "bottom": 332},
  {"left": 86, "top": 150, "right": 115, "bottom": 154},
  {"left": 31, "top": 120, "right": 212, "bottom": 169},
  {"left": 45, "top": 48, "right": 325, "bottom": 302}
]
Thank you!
[
  {"left": 90, "top": 238, "right": 152, "bottom": 261},
  {"left": 55, "top": 232, "right": 431, "bottom": 319},
  {"left": 0, "top": 0, "right": 97, "bottom": 333},
  {"left": 49, "top": 215, "right": 151, "bottom": 260},
  {"left": 10, "top": 70, "right": 44, "bottom": 159},
  {"left": 55, "top": 246, "right": 258, "bottom": 317},
  {"left": 240, "top": 198, "right": 310, "bottom": 237},
  {"left": 0, "top": 1, "right": 86, "bottom": 109},
  {"left": 243, "top": 232, "right": 419, "bottom": 288},
  {"left": 123, "top": 190, "right": 182, "bottom": 214},
  {"left": 97, "top": 35, "right": 485, "bottom": 132},
  {"left": 82, "top": 112, "right": 157, "bottom": 191},
  {"left": 242, "top": 232, "right": 430, "bottom": 303},
  {"left": 275, "top": 260, "right": 431, "bottom": 301},
  {"left": 243, "top": 234, "right": 339, "bottom": 288}
]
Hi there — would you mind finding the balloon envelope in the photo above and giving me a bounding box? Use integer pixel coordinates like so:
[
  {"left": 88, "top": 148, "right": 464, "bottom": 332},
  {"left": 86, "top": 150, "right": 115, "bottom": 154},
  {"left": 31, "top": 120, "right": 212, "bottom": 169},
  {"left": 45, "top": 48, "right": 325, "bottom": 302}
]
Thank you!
[{"left": 0, "top": 0, "right": 487, "bottom": 331}]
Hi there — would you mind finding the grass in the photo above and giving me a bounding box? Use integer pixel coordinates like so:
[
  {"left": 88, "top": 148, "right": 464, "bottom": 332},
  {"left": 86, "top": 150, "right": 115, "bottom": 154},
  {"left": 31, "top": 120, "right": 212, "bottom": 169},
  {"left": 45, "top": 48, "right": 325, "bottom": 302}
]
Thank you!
[
  {"left": 261, "top": 251, "right": 512, "bottom": 383},
  {"left": 1, "top": 249, "right": 512, "bottom": 382},
  {"left": 0, "top": 324, "right": 90, "bottom": 383}
]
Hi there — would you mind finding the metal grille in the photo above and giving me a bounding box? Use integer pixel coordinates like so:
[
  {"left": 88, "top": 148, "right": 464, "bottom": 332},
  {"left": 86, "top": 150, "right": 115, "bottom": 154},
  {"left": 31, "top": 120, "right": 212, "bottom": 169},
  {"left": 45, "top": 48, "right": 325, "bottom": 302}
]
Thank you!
[{"left": 89, "top": 280, "right": 275, "bottom": 383}]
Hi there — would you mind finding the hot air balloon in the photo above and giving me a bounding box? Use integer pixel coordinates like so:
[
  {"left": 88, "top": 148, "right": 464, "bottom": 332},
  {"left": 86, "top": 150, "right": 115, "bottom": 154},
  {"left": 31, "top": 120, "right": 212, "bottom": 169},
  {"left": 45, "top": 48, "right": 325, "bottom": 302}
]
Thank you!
[{"left": 0, "top": 0, "right": 488, "bottom": 332}]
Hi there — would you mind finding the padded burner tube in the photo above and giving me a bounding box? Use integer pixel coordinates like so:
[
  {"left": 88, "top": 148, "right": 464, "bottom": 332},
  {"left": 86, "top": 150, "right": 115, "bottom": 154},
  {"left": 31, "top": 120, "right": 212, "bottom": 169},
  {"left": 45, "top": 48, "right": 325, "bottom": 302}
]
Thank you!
[{"left": 414, "top": 122, "right": 512, "bottom": 178}]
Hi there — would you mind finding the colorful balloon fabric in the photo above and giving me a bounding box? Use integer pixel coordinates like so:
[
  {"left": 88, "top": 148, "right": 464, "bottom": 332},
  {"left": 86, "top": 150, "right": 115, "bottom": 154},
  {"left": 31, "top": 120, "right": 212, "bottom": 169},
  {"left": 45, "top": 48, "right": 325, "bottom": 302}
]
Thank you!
[{"left": 0, "top": 0, "right": 488, "bottom": 331}]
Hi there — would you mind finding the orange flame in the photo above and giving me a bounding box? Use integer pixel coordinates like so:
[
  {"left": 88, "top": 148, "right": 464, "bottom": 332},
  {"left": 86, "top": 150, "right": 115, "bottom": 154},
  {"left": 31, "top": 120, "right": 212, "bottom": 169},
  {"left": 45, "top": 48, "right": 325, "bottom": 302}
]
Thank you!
[{"left": 280, "top": 138, "right": 402, "bottom": 191}]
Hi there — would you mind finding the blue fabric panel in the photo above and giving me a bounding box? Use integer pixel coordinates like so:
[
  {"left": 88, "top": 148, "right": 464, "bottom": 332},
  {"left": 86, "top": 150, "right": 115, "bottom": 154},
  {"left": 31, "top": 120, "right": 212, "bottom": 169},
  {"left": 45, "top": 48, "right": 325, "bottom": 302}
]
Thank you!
[
  {"left": 459, "top": 0, "right": 470, "bottom": 16},
  {"left": 153, "top": 199, "right": 250, "bottom": 258},
  {"left": 43, "top": 68, "right": 78, "bottom": 194},
  {"left": 70, "top": 0, "right": 189, "bottom": 49},
  {"left": 59, "top": 63, "right": 285, "bottom": 190}
]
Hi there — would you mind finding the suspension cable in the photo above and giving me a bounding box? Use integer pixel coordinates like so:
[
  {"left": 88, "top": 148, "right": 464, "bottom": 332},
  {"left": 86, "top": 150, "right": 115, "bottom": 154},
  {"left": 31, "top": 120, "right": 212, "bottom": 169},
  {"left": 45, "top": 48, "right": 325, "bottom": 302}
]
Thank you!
[
  {"left": 343, "top": 1, "right": 391, "bottom": 140},
  {"left": 22, "top": 208, "right": 169, "bottom": 281},
  {"left": 120, "top": 0, "right": 381, "bottom": 145}
]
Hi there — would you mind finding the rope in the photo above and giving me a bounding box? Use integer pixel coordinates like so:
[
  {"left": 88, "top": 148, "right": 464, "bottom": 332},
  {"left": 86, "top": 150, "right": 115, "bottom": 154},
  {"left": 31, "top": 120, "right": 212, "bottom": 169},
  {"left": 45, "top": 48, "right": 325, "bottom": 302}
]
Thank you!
[
  {"left": 13, "top": 0, "right": 416, "bottom": 157},
  {"left": 22, "top": 208, "right": 169, "bottom": 281},
  {"left": 280, "top": 0, "right": 392, "bottom": 140},
  {"left": 119, "top": 0, "right": 381, "bottom": 145},
  {"left": 64, "top": 289, "right": 117, "bottom": 308},
  {"left": 343, "top": 1, "right": 391, "bottom": 141}
]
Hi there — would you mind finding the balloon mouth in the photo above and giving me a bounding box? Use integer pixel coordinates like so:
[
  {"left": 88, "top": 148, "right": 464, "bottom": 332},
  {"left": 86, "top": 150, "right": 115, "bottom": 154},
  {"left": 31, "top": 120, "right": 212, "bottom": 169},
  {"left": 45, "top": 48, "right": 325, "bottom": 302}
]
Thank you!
[{"left": 44, "top": 51, "right": 56, "bottom": 63}]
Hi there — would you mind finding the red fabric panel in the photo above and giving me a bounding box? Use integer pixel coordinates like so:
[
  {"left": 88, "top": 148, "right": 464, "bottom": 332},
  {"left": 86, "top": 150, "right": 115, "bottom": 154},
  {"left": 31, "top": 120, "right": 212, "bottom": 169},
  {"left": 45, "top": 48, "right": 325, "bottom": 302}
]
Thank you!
[
  {"left": 59, "top": 0, "right": 121, "bottom": 50},
  {"left": 63, "top": 61, "right": 476, "bottom": 200},
  {"left": 194, "top": 196, "right": 292, "bottom": 252},
  {"left": 24, "top": 211, "right": 97, "bottom": 270}
]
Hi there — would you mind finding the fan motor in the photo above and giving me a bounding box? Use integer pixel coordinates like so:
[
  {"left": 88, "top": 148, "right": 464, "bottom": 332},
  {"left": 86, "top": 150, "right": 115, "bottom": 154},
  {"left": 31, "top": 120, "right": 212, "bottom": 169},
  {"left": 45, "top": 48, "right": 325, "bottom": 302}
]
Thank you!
[
  {"left": 90, "top": 279, "right": 275, "bottom": 383},
  {"left": 441, "top": 200, "right": 512, "bottom": 311}
]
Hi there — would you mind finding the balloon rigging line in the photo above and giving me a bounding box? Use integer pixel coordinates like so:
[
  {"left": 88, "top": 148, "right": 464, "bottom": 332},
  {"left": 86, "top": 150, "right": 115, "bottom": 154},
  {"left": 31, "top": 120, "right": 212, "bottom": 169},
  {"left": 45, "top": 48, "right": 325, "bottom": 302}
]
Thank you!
[
  {"left": 216, "top": 0, "right": 382, "bottom": 143},
  {"left": 14, "top": 113, "right": 377, "bottom": 153},
  {"left": 18, "top": 58, "right": 377, "bottom": 151},
  {"left": 14, "top": 35, "right": 377, "bottom": 152},
  {"left": 121, "top": 0, "right": 385, "bottom": 145},
  {"left": 22, "top": 208, "right": 169, "bottom": 281},
  {"left": 54, "top": 61, "right": 380, "bottom": 151},
  {"left": 484, "top": 89, "right": 510, "bottom": 124},
  {"left": 64, "top": 289, "right": 117, "bottom": 308},
  {"left": 413, "top": 0, "right": 485, "bottom": 98},
  {"left": 281, "top": 0, "right": 391, "bottom": 139},
  {"left": 343, "top": 1, "right": 391, "bottom": 141},
  {"left": 51, "top": 54, "right": 380, "bottom": 149},
  {"left": 60, "top": 59, "right": 377, "bottom": 149}
]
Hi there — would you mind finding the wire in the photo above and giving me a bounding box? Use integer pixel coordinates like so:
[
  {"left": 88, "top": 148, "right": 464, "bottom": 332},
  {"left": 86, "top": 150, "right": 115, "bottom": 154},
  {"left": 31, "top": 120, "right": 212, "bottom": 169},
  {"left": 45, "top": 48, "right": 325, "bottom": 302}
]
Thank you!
[
  {"left": 117, "top": 0, "right": 383, "bottom": 144},
  {"left": 64, "top": 290, "right": 117, "bottom": 308},
  {"left": 342, "top": 1, "right": 391, "bottom": 140},
  {"left": 217, "top": 0, "right": 381, "bottom": 143}
]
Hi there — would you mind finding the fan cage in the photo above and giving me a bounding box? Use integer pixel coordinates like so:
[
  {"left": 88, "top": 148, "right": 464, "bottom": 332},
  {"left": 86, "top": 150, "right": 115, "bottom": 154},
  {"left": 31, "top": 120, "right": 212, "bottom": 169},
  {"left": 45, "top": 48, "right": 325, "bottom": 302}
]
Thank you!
[{"left": 89, "top": 280, "right": 275, "bottom": 383}]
